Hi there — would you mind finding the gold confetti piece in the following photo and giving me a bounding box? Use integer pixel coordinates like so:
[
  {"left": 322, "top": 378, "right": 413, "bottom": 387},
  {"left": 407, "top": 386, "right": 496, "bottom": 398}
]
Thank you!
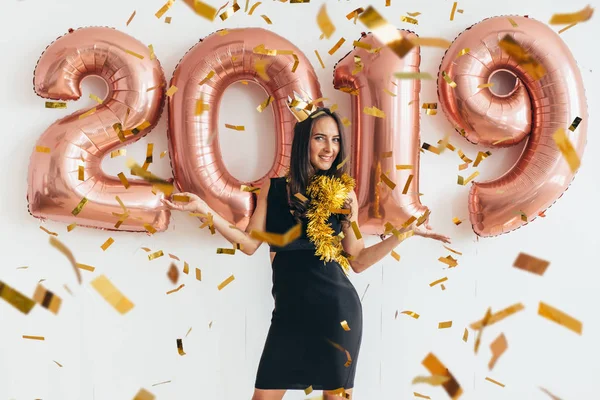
[
  {"left": 341, "top": 117, "right": 351, "bottom": 127},
  {"left": 125, "top": 49, "right": 144, "bottom": 59},
  {"left": 462, "top": 328, "right": 469, "bottom": 342},
  {"left": 260, "top": 14, "right": 272, "bottom": 24},
  {"left": 111, "top": 149, "right": 126, "bottom": 158},
  {"left": 549, "top": 5, "right": 594, "bottom": 25},
  {"left": 250, "top": 223, "right": 302, "bottom": 247},
  {"left": 199, "top": 71, "right": 215, "bottom": 86},
  {"left": 568, "top": 117, "right": 582, "bottom": 131},
  {"left": 225, "top": 124, "right": 245, "bottom": 131},
  {"left": 429, "top": 277, "right": 447, "bottom": 287},
  {"left": 195, "top": 268, "right": 201, "bottom": 281},
  {"left": 450, "top": 2, "right": 458, "bottom": 21},
  {"left": 352, "top": 40, "right": 372, "bottom": 51},
  {"left": 380, "top": 173, "right": 396, "bottom": 190},
  {"left": 328, "top": 37, "right": 346, "bottom": 55},
  {"left": 478, "top": 83, "right": 494, "bottom": 88},
  {"left": 143, "top": 224, "right": 156, "bottom": 235},
  {"left": 402, "top": 174, "right": 414, "bottom": 194},
  {"left": 160, "top": 150, "right": 167, "bottom": 159},
  {"left": 126, "top": 10, "right": 136, "bottom": 26},
  {"left": 166, "top": 284, "right": 185, "bottom": 295},
  {"left": 364, "top": 106, "right": 385, "bottom": 118},
  {"left": 317, "top": 4, "right": 335, "bottom": 38},
  {"left": 16, "top": 266, "right": 28, "bottom": 270},
  {"left": 538, "top": 301, "right": 582, "bottom": 334},
  {"left": 552, "top": 128, "right": 580, "bottom": 173},
  {"left": 421, "top": 143, "right": 440, "bottom": 155},
  {"left": 0, "top": 281, "right": 36, "bottom": 314},
  {"left": 117, "top": 172, "right": 130, "bottom": 189},
  {"left": 165, "top": 85, "right": 178, "bottom": 97},
  {"left": 401, "top": 310, "right": 420, "bottom": 319},
  {"left": 314, "top": 50, "right": 325, "bottom": 69},
  {"left": 393, "top": 72, "right": 434, "bottom": 80},
  {"left": 36, "top": 145, "right": 51, "bottom": 154},
  {"left": 488, "top": 333, "right": 507, "bottom": 370},
  {"left": 165, "top": 16, "right": 172, "bottom": 24},
  {"left": 414, "top": 393, "right": 432, "bottom": 399},
  {"left": 49, "top": 236, "right": 82, "bottom": 284},
  {"left": 217, "top": 2, "right": 239, "bottom": 20},
  {"left": 441, "top": 246, "right": 461, "bottom": 256},
  {"left": 78, "top": 108, "right": 97, "bottom": 119},
  {"left": 155, "top": 0, "right": 175, "bottom": 19},
  {"left": 499, "top": 35, "right": 546, "bottom": 80},
  {"left": 422, "top": 353, "right": 463, "bottom": 399},
  {"left": 218, "top": 275, "right": 235, "bottom": 290},
  {"left": 458, "top": 162, "right": 469, "bottom": 171},
  {"left": 174, "top": 338, "right": 186, "bottom": 356},
  {"left": 172, "top": 194, "right": 190, "bottom": 203},
  {"left": 473, "top": 151, "right": 491, "bottom": 167},
  {"left": 151, "top": 380, "right": 171, "bottom": 387},
  {"left": 474, "top": 307, "right": 492, "bottom": 354},
  {"left": 241, "top": 185, "right": 260, "bottom": 194},
  {"left": 89, "top": 93, "right": 103, "bottom": 104},
  {"left": 412, "top": 375, "right": 450, "bottom": 385},
  {"left": 539, "top": 387, "right": 562, "bottom": 400},
  {"left": 396, "top": 164, "right": 413, "bottom": 170},
  {"left": 257, "top": 95, "right": 274, "bottom": 113},
  {"left": 438, "top": 321, "right": 453, "bottom": 329},
  {"left": 127, "top": 160, "right": 173, "bottom": 196},
  {"left": 100, "top": 237, "right": 114, "bottom": 251},
  {"left": 390, "top": 250, "right": 401, "bottom": 261},
  {"left": 507, "top": 17, "right": 518, "bottom": 27},
  {"left": 438, "top": 255, "right": 458, "bottom": 268},
  {"left": 558, "top": 22, "right": 578, "bottom": 34},
  {"left": 456, "top": 48, "right": 470, "bottom": 58},
  {"left": 77, "top": 165, "right": 85, "bottom": 181},
  {"left": 492, "top": 136, "right": 513, "bottom": 145},
  {"left": 457, "top": 171, "right": 479, "bottom": 186},
  {"left": 401, "top": 15, "right": 418, "bottom": 24},
  {"left": 133, "top": 388, "right": 155, "bottom": 400},
  {"left": 340, "top": 320, "right": 351, "bottom": 331},
  {"left": 485, "top": 377, "right": 505, "bottom": 387},
  {"left": 91, "top": 274, "right": 134, "bottom": 314},
  {"left": 470, "top": 303, "right": 524, "bottom": 330},
  {"left": 45, "top": 101, "right": 66, "bottom": 109},
  {"left": 359, "top": 6, "right": 414, "bottom": 59},
  {"left": 407, "top": 11, "right": 421, "bottom": 17},
  {"left": 63, "top": 284, "right": 72, "bottom": 295},
  {"left": 335, "top": 154, "right": 349, "bottom": 170},
  {"left": 350, "top": 221, "right": 362, "bottom": 240},
  {"left": 148, "top": 250, "right": 164, "bottom": 261},
  {"left": 346, "top": 7, "right": 364, "bottom": 20},
  {"left": 76, "top": 263, "right": 95, "bottom": 272},
  {"left": 304, "top": 385, "right": 314, "bottom": 395},
  {"left": 179, "top": 261, "right": 188, "bottom": 275},
  {"left": 217, "top": 248, "right": 236, "bottom": 255},
  {"left": 71, "top": 197, "right": 88, "bottom": 216},
  {"left": 53, "top": 360, "right": 63, "bottom": 367},
  {"left": 248, "top": 1, "right": 261, "bottom": 15},
  {"left": 39, "top": 226, "right": 58, "bottom": 236},
  {"left": 33, "top": 284, "right": 62, "bottom": 314},
  {"left": 22, "top": 335, "right": 45, "bottom": 341},
  {"left": 442, "top": 71, "right": 457, "bottom": 88},
  {"left": 513, "top": 252, "right": 549, "bottom": 276}
]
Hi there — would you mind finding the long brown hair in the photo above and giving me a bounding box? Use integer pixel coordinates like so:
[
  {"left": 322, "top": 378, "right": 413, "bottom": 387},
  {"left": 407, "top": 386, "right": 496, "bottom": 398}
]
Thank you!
[{"left": 286, "top": 107, "right": 352, "bottom": 229}]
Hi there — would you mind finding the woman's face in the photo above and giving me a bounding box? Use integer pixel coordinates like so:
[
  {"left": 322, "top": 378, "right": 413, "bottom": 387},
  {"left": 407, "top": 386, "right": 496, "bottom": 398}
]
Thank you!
[{"left": 309, "top": 116, "right": 340, "bottom": 172}]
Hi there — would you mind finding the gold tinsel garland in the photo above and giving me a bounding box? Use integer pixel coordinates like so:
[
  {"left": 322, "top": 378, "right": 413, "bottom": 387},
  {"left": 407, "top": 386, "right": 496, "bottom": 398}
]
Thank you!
[{"left": 305, "top": 173, "right": 355, "bottom": 272}]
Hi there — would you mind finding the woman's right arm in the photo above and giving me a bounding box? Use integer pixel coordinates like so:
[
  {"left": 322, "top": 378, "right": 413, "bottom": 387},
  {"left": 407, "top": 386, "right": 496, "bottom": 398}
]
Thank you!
[{"left": 162, "top": 178, "right": 270, "bottom": 256}]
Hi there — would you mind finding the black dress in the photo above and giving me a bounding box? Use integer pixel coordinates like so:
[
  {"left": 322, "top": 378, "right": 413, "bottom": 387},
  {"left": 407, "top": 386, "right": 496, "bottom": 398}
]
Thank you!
[{"left": 254, "top": 177, "right": 363, "bottom": 391}]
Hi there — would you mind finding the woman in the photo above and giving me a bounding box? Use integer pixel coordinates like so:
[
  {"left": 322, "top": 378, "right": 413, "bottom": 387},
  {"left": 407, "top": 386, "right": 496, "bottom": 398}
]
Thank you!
[{"left": 163, "top": 108, "right": 450, "bottom": 399}]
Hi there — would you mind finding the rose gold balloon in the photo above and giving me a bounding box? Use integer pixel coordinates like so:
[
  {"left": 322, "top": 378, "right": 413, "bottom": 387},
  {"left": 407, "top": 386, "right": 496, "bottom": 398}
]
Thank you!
[
  {"left": 438, "top": 16, "right": 587, "bottom": 236},
  {"left": 333, "top": 32, "right": 429, "bottom": 235},
  {"left": 168, "top": 28, "right": 323, "bottom": 229},
  {"left": 28, "top": 27, "right": 169, "bottom": 231}
]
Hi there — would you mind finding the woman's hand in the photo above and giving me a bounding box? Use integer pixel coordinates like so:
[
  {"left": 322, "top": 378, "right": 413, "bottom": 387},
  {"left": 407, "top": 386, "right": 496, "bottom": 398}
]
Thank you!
[
  {"left": 161, "top": 192, "right": 210, "bottom": 215},
  {"left": 413, "top": 227, "right": 451, "bottom": 244}
]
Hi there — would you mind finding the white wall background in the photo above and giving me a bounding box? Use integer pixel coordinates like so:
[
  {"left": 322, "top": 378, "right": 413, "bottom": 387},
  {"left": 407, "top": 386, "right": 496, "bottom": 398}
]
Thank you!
[{"left": 1, "top": 0, "right": 598, "bottom": 399}]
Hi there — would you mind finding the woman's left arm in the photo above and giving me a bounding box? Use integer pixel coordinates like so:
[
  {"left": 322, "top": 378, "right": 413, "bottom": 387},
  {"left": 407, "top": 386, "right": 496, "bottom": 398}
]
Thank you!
[{"left": 341, "top": 190, "right": 451, "bottom": 274}]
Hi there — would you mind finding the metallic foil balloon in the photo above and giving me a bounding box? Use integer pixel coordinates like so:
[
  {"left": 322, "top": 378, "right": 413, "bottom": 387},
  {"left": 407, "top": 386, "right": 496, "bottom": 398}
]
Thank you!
[
  {"left": 28, "top": 27, "right": 169, "bottom": 231},
  {"left": 333, "top": 32, "right": 429, "bottom": 235},
  {"left": 168, "top": 28, "right": 323, "bottom": 229},
  {"left": 438, "top": 16, "right": 587, "bottom": 236}
]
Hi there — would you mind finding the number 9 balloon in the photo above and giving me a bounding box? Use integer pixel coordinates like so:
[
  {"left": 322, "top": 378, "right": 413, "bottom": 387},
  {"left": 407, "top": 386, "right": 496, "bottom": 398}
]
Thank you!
[{"left": 437, "top": 16, "right": 587, "bottom": 236}]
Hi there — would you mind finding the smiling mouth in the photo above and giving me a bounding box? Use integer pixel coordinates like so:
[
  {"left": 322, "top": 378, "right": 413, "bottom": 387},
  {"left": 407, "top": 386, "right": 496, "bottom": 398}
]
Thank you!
[{"left": 319, "top": 155, "right": 333, "bottom": 162}]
